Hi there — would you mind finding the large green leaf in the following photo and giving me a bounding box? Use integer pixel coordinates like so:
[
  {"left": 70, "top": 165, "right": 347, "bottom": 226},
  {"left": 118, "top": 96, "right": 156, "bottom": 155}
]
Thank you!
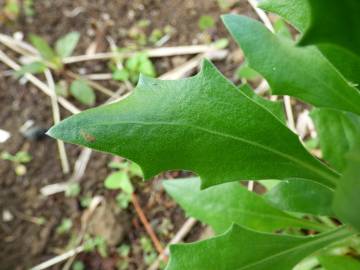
[
  {"left": 300, "top": 0, "right": 360, "bottom": 59},
  {"left": 260, "top": 0, "right": 360, "bottom": 88},
  {"left": 318, "top": 255, "right": 360, "bottom": 270},
  {"left": 264, "top": 178, "right": 334, "bottom": 216},
  {"left": 311, "top": 109, "right": 360, "bottom": 172},
  {"left": 222, "top": 15, "right": 360, "bottom": 115},
  {"left": 166, "top": 225, "right": 353, "bottom": 270},
  {"left": 333, "top": 145, "right": 360, "bottom": 231},
  {"left": 163, "top": 178, "right": 326, "bottom": 233},
  {"left": 48, "top": 60, "right": 338, "bottom": 188}
]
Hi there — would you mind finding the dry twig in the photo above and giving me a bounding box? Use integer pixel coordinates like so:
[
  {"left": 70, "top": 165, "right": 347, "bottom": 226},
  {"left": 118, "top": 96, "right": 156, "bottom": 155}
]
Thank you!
[
  {"left": 148, "top": 218, "right": 197, "bottom": 270},
  {"left": 44, "top": 69, "right": 70, "bottom": 174},
  {"left": 0, "top": 49, "right": 81, "bottom": 114},
  {"left": 62, "top": 44, "right": 223, "bottom": 64},
  {"left": 131, "top": 193, "right": 165, "bottom": 255}
]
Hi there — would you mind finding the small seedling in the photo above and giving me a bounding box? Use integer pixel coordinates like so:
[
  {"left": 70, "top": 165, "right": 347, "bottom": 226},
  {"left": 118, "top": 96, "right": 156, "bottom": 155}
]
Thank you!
[
  {"left": 17, "top": 31, "right": 80, "bottom": 75},
  {"left": 149, "top": 29, "right": 164, "bottom": 44},
  {"left": 140, "top": 236, "right": 157, "bottom": 266},
  {"left": 4, "top": 0, "right": 20, "bottom": 20},
  {"left": 117, "top": 244, "right": 131, "bottom": 257},
  {"left": 56, "top": 218, "right": 72, "bottom": 235},
  {"left": 80, "top": 195, "right": 92, "bottom": 208},
  {"left": 158, "top": 218, "right": 174, "bottom": 237},
  {"left": 72, "top": 261, "right": 85, "bottom": 270},
  {"left": 1, "top": 151, "right": 32, "bottom": 176},
  {"left": 70, "top": 79, "right": 96, "bottom": 106},
  {"left": 105, "top": 161, "right": 141, "bottom": 209},
  {"left": 112, "top": 52, "right": 156, "bottom": 83},
  {"left": 83, "top": 235, "right": 108, "bottom": 258},
  {"left": 65, "top": 182, "right": 81, "bottom": 198},
  {"left": 198, "top": 15, "right": 215, "bottom": 31},
  {"left": 3, "top": 0, "right": 34, "bottom": 21},
  {"left": 216, "top": 0, "right": 237, "bottom": 10}
]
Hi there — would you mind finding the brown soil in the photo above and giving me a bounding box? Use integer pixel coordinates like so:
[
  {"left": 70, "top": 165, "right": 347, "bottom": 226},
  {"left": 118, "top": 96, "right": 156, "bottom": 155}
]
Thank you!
[{"left": 0, "top": 0, "right": 253, "bottom": 269}]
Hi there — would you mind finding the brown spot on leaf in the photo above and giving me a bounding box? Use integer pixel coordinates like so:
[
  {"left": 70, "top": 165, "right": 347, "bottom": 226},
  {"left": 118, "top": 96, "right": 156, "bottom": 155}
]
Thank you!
[{"left": 80, "top": 130, "right": 96, "bottom": 142}]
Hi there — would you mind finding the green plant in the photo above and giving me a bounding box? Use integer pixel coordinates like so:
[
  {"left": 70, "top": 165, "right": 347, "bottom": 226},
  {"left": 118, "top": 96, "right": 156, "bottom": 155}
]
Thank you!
[
  {"left": 83, "top": 235, "right": 108, "bottom": 258},
  {"left": 72, "top": 260, "right": 85, "bottom": 270},
  {"left": 16, "top": 32, "right": 97, "bottom": 106},
  {"left": 140, "top": 236, "right": 158, "bottom": 266},
  {"left": 1, "top": 150, "right": 32, "bottom": 176},
  {"left": 116, "top": 244, "right": 131, "bottom": 270},
  {"left": 65, "top": 182, "right": 81, "bottom": 198},
  {"left": 56, "top": 218, "right": 72, "bottom": 235},
  {"left": 69, "top": 79, "right": 95, "bottom": 106},
  {"left": 48, "top": 1, "right": 360, "bottom": 269},
  {"left": 3, "top": 0, "right": 34, "bottom": 21},
  {"left": 112, "top": 52, "right": 156, "bottom": 83},
  {"left": 104, "top": 161, "right": 141, "bottom": 209},
  {"left": 19, "top": 31, "right": 80, "bottom": 73},
  {"left": 198, "top": 15, "right": 215, "bottom": 31}
]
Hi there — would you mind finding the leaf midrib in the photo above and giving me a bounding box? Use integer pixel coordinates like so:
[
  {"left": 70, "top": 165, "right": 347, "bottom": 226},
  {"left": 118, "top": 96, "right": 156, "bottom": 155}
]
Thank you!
[{"left": 86, "top": 120, "right": 338, "bottom": 184}]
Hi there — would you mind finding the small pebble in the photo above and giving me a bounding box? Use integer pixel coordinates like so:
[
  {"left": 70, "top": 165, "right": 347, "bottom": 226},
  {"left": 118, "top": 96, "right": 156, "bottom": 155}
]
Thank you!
[
  {"left": 0, "top": 129, "right": 11, "bottom": 143},
  {"left": 2, "top": 210, "right": 14, "bottom": 222}
]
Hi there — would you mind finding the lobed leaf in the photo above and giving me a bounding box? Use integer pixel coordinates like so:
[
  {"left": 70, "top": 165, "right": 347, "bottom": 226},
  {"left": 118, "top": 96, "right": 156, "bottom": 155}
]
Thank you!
[
  {"left": 48, "top": 60, "right": 338, "bottom": 188},
  {"left": 222, "top": 15, "right": 360, "bottom": 115},
  {"left": 164, "top": 178, "right": 327, "bottom": 233},
  {"left": 166, "top": 225, "right": 353, "bottom": 270}
]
